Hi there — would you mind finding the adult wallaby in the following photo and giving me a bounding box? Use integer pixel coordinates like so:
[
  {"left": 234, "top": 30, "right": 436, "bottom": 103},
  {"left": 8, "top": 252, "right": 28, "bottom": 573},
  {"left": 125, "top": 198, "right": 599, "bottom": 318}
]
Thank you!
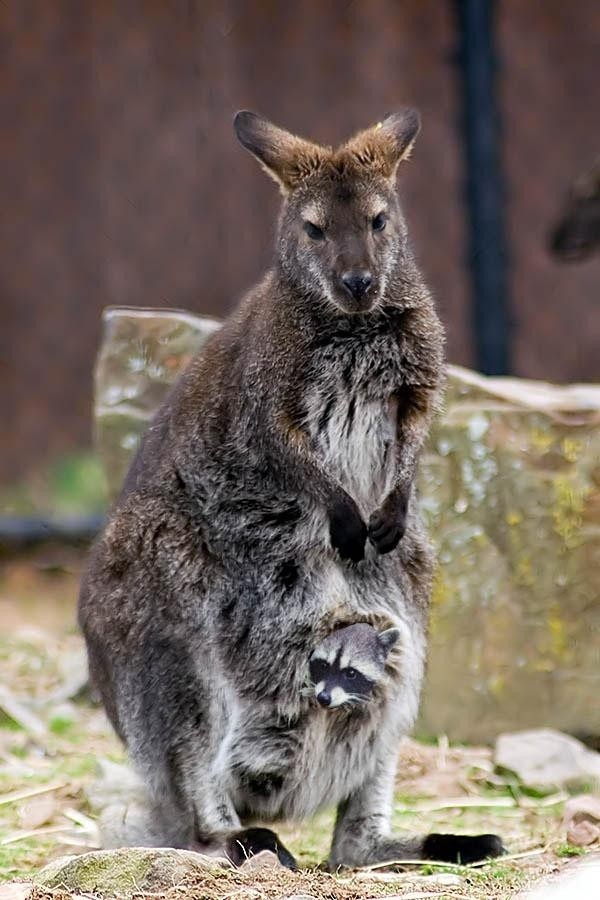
[{"left": 79, "top": 109, "right": 504, "bottom": 868}]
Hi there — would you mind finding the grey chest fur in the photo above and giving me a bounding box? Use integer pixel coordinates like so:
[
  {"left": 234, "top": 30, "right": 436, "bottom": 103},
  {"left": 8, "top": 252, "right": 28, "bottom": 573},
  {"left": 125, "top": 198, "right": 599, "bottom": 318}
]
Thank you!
[{"left": 304, "top": 334, "right": 403, "bottom": 513}]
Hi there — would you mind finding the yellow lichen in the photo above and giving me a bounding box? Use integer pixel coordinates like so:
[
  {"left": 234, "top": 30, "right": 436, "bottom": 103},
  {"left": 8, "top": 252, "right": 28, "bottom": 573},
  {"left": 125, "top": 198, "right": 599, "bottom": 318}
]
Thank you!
[
  {"left": 552, "top": 474, "right": 590, "bottom": 550},
  {"left": 515, "top": 556, "right": 534, "bottom": 587},
  {"left": 561, "top": 437, "right": 583, "bottom": 463},
  {"left": 529, "top": 428, "right": 555, "bottom": 454}
]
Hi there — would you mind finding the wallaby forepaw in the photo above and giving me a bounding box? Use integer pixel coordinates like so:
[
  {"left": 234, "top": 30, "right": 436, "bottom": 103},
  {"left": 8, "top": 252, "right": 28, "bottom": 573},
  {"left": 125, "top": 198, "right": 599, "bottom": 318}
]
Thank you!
[
  {"left": 368, "top": 506, "right": 405, "bottom": 554},
  {"left": 329, "top": 499, "right": 367, "bottom": 562},
  {"left": 423, "top": 832, "right": 506, "bottom": 865}
]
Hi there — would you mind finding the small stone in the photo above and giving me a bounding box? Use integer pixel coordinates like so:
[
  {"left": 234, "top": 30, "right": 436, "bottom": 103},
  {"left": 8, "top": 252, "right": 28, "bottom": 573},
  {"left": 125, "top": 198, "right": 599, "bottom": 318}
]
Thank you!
[
  {"left": 0, "top": 885, "right": 33, "bottom": 900},
  {"left": 563, "top": 793, "right": 600, "bottom": 826},
  {"left": 495, "top": 729, "right": 600, "bottom": 791},
  {"left": 18, "top": 793, "right": 58, "bottom": 830},
  {"left": 567, "top": 820, "right": 600, "bottom": 847},
  {"left": 240, "top": 849, "right": 283, "bottom": 872}
]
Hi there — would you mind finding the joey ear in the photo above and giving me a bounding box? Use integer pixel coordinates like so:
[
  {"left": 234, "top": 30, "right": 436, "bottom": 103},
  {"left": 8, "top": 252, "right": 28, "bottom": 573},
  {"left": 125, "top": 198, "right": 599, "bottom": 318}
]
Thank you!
[
  {"left": 234, "top": 110, "right": 327, "bottom": 194},
  {"left": 378, "top": 627, "right": 401, "bottom": 653}
]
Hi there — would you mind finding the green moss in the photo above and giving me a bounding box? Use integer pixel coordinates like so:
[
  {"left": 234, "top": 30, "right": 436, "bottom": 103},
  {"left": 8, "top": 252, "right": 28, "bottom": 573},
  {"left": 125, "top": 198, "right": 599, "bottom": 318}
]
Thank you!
[
  {"left": 0, "top": 711, "right": 24, "bottom": 732},
  {"left": 49, "top": 715, "right": 75, "bottom": 736},
  {"left": 36, "top": 850, "right": 154, "bottom": 893},
  {"left": 555, "top": 843, "right": 587, "bottom": 858}
]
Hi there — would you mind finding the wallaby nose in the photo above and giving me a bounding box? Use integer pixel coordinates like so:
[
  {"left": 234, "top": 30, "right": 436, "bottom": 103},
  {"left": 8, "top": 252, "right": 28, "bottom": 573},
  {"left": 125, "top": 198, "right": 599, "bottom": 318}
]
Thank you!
[
  {"left": 341, "top": 270, "right": 373, "bottom": 301},
  {"left": 317, "top": 690, "right": 332, "bottom": 708}
]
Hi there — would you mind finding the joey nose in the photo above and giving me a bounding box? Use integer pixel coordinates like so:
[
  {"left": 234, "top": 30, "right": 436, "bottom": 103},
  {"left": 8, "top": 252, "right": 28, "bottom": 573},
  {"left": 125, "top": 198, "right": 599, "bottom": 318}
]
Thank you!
[
  {"left": 341, "top": 270, "right": 373, "bottom": 301},
  {"left": 317, "top": 690, "right": 331, "bottom": 708}
]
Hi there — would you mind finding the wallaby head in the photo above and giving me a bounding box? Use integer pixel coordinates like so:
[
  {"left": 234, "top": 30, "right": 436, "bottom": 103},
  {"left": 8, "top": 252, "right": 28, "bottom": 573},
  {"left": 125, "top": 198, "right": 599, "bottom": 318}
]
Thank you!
[{"left": 234, "top": 109, "right": 420, "bottom": 314}]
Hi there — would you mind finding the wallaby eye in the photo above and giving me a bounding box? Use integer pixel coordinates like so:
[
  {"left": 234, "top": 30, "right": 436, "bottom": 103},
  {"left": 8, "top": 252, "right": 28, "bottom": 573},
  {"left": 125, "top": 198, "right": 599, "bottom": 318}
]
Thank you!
[
  {"left": 304, "top": 221, "right": 325, "bottom": 241},
  {"left": 372, "top": 212, "right": 386, "bottom": 232},
  {"left": 345, "top": 667, "right": 357, "bottom": 680}
]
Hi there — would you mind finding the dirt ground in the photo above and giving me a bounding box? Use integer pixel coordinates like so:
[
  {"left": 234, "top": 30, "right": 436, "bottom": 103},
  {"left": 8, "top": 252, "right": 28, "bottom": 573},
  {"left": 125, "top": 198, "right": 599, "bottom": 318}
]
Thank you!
[{"left": 0, "top": 548, "right": 596, "bottom": 898}]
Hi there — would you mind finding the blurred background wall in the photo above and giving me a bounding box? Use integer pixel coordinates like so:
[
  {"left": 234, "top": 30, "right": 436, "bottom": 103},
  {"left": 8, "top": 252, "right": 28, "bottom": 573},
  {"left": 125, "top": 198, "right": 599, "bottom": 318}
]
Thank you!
[{"left": 0, "top": 0, "right": 598, "bottom": 498}]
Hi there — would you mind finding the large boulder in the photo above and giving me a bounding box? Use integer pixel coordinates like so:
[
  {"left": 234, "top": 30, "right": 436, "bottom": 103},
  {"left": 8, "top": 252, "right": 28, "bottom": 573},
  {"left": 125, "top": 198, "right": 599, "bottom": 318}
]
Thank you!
[{"left": 94, "top": 307, "right": 600, "bottom": 743}]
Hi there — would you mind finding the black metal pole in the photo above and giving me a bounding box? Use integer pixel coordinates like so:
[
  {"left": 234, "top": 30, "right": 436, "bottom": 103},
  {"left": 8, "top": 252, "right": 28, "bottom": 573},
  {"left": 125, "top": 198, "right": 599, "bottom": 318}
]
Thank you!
[
  {"left": 0, "top": 515, "right": 105, "bottom": 552},
  {"left": 454, "top": 0, "right": 510, "bottom": 375}
]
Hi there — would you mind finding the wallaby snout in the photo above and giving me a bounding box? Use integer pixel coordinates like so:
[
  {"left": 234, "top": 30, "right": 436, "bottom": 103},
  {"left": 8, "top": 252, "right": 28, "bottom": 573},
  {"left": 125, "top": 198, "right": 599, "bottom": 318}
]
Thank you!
[{"left": 340, "top": 269, "right": 374, "bottom": 306}]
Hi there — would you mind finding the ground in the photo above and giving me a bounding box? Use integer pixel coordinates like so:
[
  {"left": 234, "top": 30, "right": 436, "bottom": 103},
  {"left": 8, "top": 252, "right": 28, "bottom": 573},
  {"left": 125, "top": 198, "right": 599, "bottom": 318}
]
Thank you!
[{"left": 0, "top": 547, "right": 594, "bottom": 898}]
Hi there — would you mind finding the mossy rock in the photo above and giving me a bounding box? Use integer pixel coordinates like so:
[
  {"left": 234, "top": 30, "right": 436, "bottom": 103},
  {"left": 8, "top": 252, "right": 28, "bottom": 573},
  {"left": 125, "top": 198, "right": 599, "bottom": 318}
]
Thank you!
[
  {"left": 94, "top": 307, "right": 600, "bottom": 743},
  {"left": 35, "top": 848, "right": 231, "bottom": 895}
]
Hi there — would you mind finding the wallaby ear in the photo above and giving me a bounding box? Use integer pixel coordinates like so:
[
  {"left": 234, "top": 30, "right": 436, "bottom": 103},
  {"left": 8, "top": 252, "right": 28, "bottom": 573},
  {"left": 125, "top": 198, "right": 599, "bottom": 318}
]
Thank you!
[
  {"left": 344, "top": 107, "right": 420, "bottom": 179},
  {"left": 378, "top": 627, "right": 401, "bottom": 653},
  {"left": 234, "top": 110, "right": 327, "bottom": 194},
  {"left": 378, "top": 108, "right": 420, "bottom": 165}
]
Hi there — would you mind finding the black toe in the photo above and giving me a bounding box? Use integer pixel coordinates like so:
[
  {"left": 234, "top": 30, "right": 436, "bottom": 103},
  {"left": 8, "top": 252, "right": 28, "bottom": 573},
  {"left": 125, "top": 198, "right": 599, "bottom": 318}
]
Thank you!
[{"left": 423, "top": 832, "right": 506, "bottom": 865}]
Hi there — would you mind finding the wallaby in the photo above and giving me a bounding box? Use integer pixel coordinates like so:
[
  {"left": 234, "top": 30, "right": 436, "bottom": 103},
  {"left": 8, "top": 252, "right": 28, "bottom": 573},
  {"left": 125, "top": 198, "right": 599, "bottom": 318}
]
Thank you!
[{"left": 79, "top": 109, "right": 504, "bottom": 868}]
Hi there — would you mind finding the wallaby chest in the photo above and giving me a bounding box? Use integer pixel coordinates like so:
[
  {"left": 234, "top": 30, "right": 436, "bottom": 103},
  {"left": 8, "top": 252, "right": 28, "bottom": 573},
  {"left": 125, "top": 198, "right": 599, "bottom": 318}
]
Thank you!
[{"left": 304, "top": 327, "right": 405, "bottom": 512}]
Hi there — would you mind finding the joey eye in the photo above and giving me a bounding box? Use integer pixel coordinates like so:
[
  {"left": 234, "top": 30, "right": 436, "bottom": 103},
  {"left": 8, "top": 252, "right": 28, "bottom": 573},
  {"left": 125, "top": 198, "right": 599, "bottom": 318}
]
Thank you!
[
  {"left": 345, "top": 668, "right": 357, "bottom": 680},
  {"left": 304, "top": 221, "right": 325, "bottom": 241},
  {"left": 372, "top": 212, "right": 387, "bottom": 232},
  {"left": 310, "top": 659, "right": 329, "bottom": 681}
]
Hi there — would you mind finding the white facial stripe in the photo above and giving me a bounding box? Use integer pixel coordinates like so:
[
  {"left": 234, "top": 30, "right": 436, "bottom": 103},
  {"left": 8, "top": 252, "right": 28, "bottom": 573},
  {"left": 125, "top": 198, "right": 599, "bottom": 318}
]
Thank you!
[
  {"left": 328, "top": 686, "right": 349, "bottom": 708},
  {"left": 348, "top": 661, "right": 381, "bottom": 682},
  {"left": 314, "top": 681, "right": 325, "bottom": 697},
  {"left": 312, "top": 650, "right": 336, "bottom": 665}
]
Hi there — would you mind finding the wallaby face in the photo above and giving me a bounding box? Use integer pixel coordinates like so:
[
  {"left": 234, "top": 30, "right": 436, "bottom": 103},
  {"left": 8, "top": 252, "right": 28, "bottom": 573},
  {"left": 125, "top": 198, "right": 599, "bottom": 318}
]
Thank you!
[{"left": 235, "top": 110, "right": 420, "bottom": 314}]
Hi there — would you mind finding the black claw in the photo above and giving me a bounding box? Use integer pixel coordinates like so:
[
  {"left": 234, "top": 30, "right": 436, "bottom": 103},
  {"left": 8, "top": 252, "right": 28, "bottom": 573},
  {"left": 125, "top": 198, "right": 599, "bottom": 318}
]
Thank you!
[{"left": 423, "top": 833, "right": 507, "bottom": 865}]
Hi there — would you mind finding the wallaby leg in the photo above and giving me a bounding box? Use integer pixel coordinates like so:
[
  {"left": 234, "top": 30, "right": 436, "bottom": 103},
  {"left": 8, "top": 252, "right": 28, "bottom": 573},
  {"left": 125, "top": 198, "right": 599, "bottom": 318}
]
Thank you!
[
  {"left": 328, "top": 749, "right": 505, "bottom": 869},
  {"left": 118, "top": 630, "right": 244, "bottom": 848}
]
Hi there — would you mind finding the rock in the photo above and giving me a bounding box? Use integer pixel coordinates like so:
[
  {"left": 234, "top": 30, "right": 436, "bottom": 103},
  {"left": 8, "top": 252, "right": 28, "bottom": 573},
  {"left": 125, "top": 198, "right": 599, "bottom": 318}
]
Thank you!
[
  {"left": 18, "top": 793, "right": 58, "bottom": 830},
  {"left": 0, "top": 885, "right": 33, "bottom": 900},
  {"left": 563, "top": 794, "right": 600, "bottom": 845},
  {"left": 239, "top": 849, "right": 283, "bottom": 872},
  {"left": 418, "top": 369, "right": 600, "bottom": 743},
  {"left": 35, "top": 847, "right": 231, "bottom": 895},
  {"left": 518, "top": 853, "right": 600, "bottom": 898},
  {"left": 567, "top": 820, "right": 600, "bottom": 846},
  {"left": 563, "top": 793, "right": 600, "bottom": 825},
  {"left": 93, "top": 307, "right": 600, "bottom": 743},
  {"left": 94, "top": 307, "right": 221, "bottom": 498},
  {"left": 495, "top": 729, "right": 600, "bottom": 791}
]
